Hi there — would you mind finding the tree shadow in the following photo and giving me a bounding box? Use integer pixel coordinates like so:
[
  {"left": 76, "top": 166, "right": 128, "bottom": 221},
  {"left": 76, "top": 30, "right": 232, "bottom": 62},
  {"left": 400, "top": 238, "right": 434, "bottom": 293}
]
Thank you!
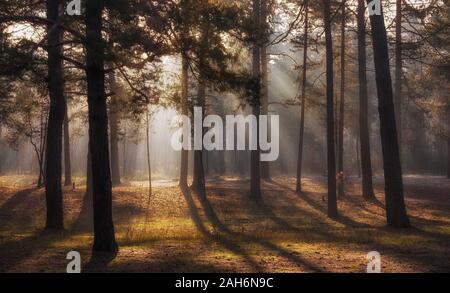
[
  {"left": 187, "top": 185, "right": 325, "bottom": 272},
  {"left": 0, "top": 188, "right": 39, "bottom": 228},
  {"left": 71, "top": 191, "right": 93, "bottom": 233},
  {"left": 269, "top": 181, "right": 372, "bottom": 228},
  {"left": 180, "top": 185, "right": 263, "bottom": 272},
  {"left": 0, "top": 229, "right": 67, "bottom": 272}
]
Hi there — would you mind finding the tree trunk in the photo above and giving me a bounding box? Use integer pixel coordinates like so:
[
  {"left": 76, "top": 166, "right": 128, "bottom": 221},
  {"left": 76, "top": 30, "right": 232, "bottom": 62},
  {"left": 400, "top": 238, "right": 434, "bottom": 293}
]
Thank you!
[
  {"left": 64, "top": 105, "right": 72, "bottom": 186},
  {"left": 366, "top": 1, "right": 410, "bottom": 227},
  {"left": 324, "top": 0, "right": 338, "bottom": 218},
  {"left": 179, "top": 53, "right": 189, "bottom": 188},
  {"left": 145, "top": 106, "right": 152, "bottom": 219},
  {"left": 356, "top": 134, "right": 361, "bottom": 178},
  {"left": 358, "top": 0, "right": 375, "bottom": 199},
  {"left": 296, "top": 0, "right": 308, "bottom": 193},
  {"left": 447, "top": 110, "right": 450, "bottom": 179},
  {"left": 0, "top": 124, "right": 3, "bottom": 174},
  {"left": 260, "top": 0, "right": 270, "bottom": 180},
  {"left": 447, "top": 135, "right": 450, "bottom": 179},
  {"left": 85, "top": 0, "right": 118, "bottom": 253},
  {"left": 122, "top": 124, "right": 127, "bottom": 178},
  {"left": 395, "top": 0, "right": 402, "bottom": 150},
  {"left": 45, "top": 0, "right": 65, "bottom": 230},
  {"left": 337, "top": 0, "right": 346, "bottom": 198},
  {"left": 38, "top": 108, "right": 47, "bottom": 187},
  {"left": 108, "top": 70, "right": 121, "bottom": 186},
  {"left": 192, "top": 82, "right": 206, "bottom": 195},
  {"left": 251, "top": 0, "right": 262, "bottom": 200}
]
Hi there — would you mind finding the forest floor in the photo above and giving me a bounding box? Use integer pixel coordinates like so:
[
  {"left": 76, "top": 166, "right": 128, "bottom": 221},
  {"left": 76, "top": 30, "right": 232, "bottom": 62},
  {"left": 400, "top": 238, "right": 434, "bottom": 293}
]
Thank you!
[{"left": 0, "top": 174, "right": 449, "bottom": 273}]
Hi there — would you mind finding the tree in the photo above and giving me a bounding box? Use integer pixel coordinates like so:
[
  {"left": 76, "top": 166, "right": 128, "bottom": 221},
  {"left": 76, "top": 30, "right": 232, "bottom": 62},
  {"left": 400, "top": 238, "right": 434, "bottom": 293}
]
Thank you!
[
  {"left": 63, "top": 105, "right": 72, "bottom": 186},
  {"left": 2, "top": 85, "right": 48, "bottom": 187},
  {"left": 395, "top": 0, "right": 403, "bottom": 148},
  {"left": 45, "top": 0, "right": 66, "bottom": 230},
  {"left": 366, "top": 0, "right": 410, "bottom": 228},
  {"left": 191, "top": 0, "right": 209, "bottom": 195},
  {"left": 337, "top": 0, "right": 346, "bottom": 198},
  {"left": 357, "top": 0, "right": 375, "bottom": 199},
  {"left": 296, "top": 0, "right": 309, "bottom": 193},
  {"left": 179, "top": 48, "right": 189, "bottom": 188},
  {"left": 108, "top": 70, "right": 121, "bottom": 186},
  {"left": 251, "top": 0, "right": 262, "bottom": 200},
  {"left": 260, "top": 0, "right": 270, "bottom": 180},
  {"left": 324, "top": 0, "right": 338, "bottom": 218},
  {"left": 85, "top": 0, "right": 118, "bottom": 253}
]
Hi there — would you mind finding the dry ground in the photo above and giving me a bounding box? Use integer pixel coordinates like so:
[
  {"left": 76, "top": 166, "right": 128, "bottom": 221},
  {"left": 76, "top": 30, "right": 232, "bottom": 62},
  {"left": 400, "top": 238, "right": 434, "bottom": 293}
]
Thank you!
[{"left": 0, "top": 174, "right": 449, "bottom": 273}]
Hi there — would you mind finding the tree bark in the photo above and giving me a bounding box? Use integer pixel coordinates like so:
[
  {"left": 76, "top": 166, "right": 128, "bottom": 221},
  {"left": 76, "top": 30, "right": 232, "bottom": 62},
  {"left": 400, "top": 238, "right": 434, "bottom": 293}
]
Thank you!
[
  {"left": 122, "top": 124, "right": 127, "bottom": 178},
  {"left": 366, "top": 1, "right": 410, "bottom": 227},
  {"left": 64, "top": 104, "right": 72, "bottom": 186},
  {"left": 296, "top": 0, "right": 308, "bottom": 193},
  {"left": 85, "top": 0, "right": 118, "bottom": 253},
  {"left": 447, "top": 135, "right": 450, "bottom": 179},
  {"left": 251, "top": 0, "right": 262, "bottom": 200},
  {"left": 260, "top": 0, "right": 270, "bottom": 180},
  {"left": 324, "top": 0, "right": 338, "bottom": 218},
  {"left": 447, "top": 110, "right": 450, "bottom": 179},
  {"left": 45, "top": 0, "right": 65, "bottom": 230},
  {"left": 395, "top": 0, "right": 402, "bottom": 150},
  {"left": 145, "top": 106, "right": 152, "bottom": 219},
  {"left": 358, "top": 0, "right": 375, "bottom": 199},
  {"left": 192, "top": 82, "right": 206, "bottom": 195},
  {"left": 337, "top": 0, "right": 346, "bottom": 198},
  {"left": 179, "top": 53, "right": 189, "bottom": 188},
  {"left": 108, "top": 70, "right": 121, "bottom": 186}
]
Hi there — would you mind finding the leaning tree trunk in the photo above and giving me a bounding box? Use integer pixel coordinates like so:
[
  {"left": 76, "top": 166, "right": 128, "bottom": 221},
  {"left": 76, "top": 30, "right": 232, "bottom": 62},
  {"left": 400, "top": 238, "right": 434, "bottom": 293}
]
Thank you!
[
  {"left": 251, "top": 0, "right": 262, "bottom": 200},
  {"left": 324, "top": 0, "right": 338, "bottom": 218},
  {"left": 260, "top": 0, "right": 270, "bottom": 180},
  {"left": 296, "top": 0, "right": 309, "bottom": 193},
  {"left": 395, "top": 0, "right": 402, "bottom": 151},
  {"left": 45, "top": 0, "right": 65, "bottom": 230},
  {"left": 358, "top": 0, "right": 375, "bottom": 199},
  {"left": 108, "top": 70, "right": 121, "bottom": 186},
  {"left": 366, "top": 0, "right": 410, "bottom": 228},
  {"left": 337, "top": 0, "right": 346, "bottom": 198},
  {"left": 64, "top": 105, "right": 72, "bottom": 186},
  {"left": 85, "top": 0, "right": 118, "bottom": 253},
  {"left": 179, "top": 53, "right": 189, "bottom": 187}
]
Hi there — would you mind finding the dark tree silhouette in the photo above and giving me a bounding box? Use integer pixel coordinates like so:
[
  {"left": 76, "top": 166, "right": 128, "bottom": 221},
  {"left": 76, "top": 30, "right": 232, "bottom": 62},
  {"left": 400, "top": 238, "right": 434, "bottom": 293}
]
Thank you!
[
  {"left": 108, "top": 70, "right": 121, "bottom": 186},
  {"left": 366, "top": 1, "right": 410, "bottom": 228},
  {"left": 324, "top": 0, "right": 338, "bottom": 218},
  {"left": 260, "top": 0, "right": 270, "bottom": 180},
  {"left": 357, "top": 0, "right": 375, "bottom": 199},
  {"left": 85, "top": 0, "right": 118, "bottom": 253},
  {"left": 45, "top": 0, "right": 65, "bottom": 230},
  {"left": 395, "top": 0, "right": 403, "bottom": 148},
  {"left": 251, "top": 0, "right": 262, "bottom": 200},
  {"left": 63, "top": 106, "right": 72, "bottom": 187},
  {"left": 337, "top": 0, "right": 346, "bottom": 198},
  {"left": 296, "top": 0, "right": 309, "bottom": 193}
]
